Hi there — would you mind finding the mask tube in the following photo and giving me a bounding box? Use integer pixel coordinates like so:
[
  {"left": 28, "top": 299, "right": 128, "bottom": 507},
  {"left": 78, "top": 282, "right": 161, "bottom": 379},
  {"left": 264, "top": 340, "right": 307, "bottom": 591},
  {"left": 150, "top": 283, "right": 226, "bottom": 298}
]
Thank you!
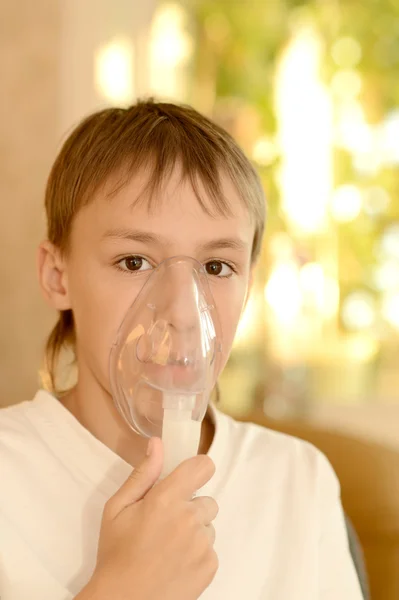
[{"left": 109, "top": 256, "right": 222, "bottom": 477}]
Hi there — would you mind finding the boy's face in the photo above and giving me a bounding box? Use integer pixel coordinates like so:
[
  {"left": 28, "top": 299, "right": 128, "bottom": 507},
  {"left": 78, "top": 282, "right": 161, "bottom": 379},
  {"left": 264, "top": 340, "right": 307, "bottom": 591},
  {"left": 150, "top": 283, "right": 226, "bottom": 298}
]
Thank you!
[{"left": 43, "top": 167, "right": 255, "bottom": 396}]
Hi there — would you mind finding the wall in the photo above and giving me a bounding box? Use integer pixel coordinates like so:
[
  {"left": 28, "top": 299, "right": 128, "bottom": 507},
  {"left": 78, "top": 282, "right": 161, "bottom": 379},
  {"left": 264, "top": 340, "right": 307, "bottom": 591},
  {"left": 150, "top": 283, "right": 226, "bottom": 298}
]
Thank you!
[
  {"left": 0, "top": 0, "right": 158, "bottom": 406},
  {"left": 0, "top": 0, "right": 60, "bottom": 405}
]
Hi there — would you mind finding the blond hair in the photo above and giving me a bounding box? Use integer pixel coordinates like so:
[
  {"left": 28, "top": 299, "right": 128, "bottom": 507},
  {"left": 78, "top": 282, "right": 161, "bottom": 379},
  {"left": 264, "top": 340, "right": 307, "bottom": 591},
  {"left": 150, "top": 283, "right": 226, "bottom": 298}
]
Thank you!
[{"left": 43, "top": 100, "right": 266, "bottom": 392}]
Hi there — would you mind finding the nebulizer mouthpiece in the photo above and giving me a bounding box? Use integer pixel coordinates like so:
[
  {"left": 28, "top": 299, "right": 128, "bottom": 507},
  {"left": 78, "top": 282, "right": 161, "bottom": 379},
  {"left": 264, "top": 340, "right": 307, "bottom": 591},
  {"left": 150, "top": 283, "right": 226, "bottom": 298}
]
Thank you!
[{"left": 110, "top": 256, "right": 222, "bottom": 477}]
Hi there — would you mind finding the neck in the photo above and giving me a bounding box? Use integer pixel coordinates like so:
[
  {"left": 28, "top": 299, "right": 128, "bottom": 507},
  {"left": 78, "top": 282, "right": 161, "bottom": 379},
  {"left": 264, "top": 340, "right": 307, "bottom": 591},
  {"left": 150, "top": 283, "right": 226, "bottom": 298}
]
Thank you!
[{"left": 60, "top": 373, "right": 215, "bottom": 469}]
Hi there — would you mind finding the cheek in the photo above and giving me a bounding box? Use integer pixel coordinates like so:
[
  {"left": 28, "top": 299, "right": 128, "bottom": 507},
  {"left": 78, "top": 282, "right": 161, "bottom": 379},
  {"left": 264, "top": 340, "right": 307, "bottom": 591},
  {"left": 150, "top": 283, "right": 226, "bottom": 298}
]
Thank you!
[
  {"left": 67, "top": 253, "right": 249, "bottom": 389},
  {"left": 212, "top": 279, "right": 248, "bottom": 370},
  {"left": 67, "top": 263, "right": 141, "bottom": 383}
]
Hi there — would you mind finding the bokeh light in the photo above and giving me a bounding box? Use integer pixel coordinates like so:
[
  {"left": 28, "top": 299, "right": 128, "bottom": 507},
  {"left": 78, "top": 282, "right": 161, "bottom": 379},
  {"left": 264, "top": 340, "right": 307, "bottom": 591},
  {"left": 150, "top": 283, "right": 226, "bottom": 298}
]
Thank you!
[
  {"left": 275, "top": 25, "right": 333, "bottom": 233},
  {"left": 330, "top": 184, "right": 362, "bottom": 222},
  {"left": 234, "top": 294, "right": 260, "bottom": 347},
  {"left": 380, "top": 224, "right": 399, "bottom": 261},
  {"left": 363, "top": 186, "right": 390, "bottom": 216},
  {"left": 150, "top": 3, "right": 193, "bottom": 99},
  {"left": 373, "top": 260, "right": 399, "bottom": 291},
  {"left": 331, "top": 69, "right": 362, "bottom": 99},
  {"left": 335, "top": 101, "right": 374, "bottom": 156},
  {"left": 341, "top": 291, "right": 376, "bottom": 330},
  {"left": 299, "top": 262, "right": 324, "bottom": 309},
  {"left": 382, "top": 292, "right": 399, "bottom": 330},
  {"left": 252, "top": 136, "right": 278, "bottom": 166},
  {"left": 331, "top": 36, "right": 362, "bottom": 68},
  {"left": 94, "top": 38, "right": 134, "bottom": 104},
  {"left": 264, "top": 261, "right": 302, "bottom": 326},
  {"left": 380, "top": 110, "right": 399, "bottom": 165}
]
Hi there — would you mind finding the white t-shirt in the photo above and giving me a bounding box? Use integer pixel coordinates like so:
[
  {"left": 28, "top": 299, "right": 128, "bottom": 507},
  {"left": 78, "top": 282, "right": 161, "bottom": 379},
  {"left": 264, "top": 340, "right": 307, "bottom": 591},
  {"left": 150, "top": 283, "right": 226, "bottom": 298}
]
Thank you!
[{"left": 0, "top": 390, "right": 362, "bottom": 600}]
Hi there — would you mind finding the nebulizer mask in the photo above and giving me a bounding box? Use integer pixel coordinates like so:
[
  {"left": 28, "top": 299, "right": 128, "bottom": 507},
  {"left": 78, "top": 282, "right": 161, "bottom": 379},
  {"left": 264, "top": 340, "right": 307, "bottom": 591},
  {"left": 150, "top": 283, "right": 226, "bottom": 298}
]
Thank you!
[{"left": 110, "top": 256, "right": 222, "bottom": 477}]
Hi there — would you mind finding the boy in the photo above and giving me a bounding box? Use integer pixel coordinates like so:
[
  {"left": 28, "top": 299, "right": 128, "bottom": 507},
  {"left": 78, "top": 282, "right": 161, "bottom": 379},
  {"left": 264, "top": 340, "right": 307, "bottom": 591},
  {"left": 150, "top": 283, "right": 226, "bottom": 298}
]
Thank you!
[{"left": 0, "top": 101, "right": 363, "bottom": 599}]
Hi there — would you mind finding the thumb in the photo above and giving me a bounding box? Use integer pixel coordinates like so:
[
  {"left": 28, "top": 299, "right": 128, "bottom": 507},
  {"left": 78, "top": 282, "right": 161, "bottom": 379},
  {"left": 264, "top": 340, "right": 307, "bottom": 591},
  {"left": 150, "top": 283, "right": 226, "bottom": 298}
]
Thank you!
[{"left": 106, "top": 437, "right": 163, "bottom": 519}]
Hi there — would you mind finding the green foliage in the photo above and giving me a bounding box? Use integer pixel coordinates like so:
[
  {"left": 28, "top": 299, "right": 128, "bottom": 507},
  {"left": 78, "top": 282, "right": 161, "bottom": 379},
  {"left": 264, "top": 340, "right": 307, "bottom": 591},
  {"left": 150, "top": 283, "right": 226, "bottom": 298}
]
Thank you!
[{"left": 184, "top": 0, "right": 399, "bottom": 323}]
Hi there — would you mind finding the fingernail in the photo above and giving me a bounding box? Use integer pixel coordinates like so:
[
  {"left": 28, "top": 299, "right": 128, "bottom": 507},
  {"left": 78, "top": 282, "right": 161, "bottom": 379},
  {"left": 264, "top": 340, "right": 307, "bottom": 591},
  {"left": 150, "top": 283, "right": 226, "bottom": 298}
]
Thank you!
[{"left": 146, "top": 438, "right": 154, "bottom": 457}]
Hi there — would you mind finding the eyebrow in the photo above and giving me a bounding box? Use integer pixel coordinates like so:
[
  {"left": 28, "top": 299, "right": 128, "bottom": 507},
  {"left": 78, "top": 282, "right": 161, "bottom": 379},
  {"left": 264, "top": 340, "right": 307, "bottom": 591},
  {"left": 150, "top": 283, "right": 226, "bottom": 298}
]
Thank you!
[
  {"left": 102, "top": 228, "right": 162, "bottom": 245},
  {"left": 198, "top": 238, "right": 248, "bottom": 253},
  {"left": 102, "top": 228, "right": 249, "bottom": 253}
]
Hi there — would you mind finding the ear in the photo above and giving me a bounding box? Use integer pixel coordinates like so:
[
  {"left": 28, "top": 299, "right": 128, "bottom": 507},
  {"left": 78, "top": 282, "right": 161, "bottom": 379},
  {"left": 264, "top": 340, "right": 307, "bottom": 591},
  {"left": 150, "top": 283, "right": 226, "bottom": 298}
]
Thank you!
[{"left": 37, "top": 241, "right": 71, "bottom": 310}]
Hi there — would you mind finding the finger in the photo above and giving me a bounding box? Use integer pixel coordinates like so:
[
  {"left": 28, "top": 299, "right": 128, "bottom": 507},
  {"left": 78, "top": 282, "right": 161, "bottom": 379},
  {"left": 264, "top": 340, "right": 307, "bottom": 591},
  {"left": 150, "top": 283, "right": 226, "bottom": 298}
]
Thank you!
[
  {"left": 105, "top": 437, "right": 163, "bottom": 519},
  {"left": 152, "top": 454, "right": 215, "bottom": 503},
  {"left": 205, "top": 523, "right": 216, "bottom": 546},
  {"left": 191, "top": 496, "right": 219, "bottom": 525}
]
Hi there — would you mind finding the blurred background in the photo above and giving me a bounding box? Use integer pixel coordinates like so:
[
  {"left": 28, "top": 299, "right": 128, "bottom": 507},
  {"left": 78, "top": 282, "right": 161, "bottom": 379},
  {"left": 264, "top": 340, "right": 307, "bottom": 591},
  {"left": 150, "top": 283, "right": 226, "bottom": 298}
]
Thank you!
[
  {"left": 3, "top": 2, "right": 399, "bottom": 595},
  {"left": 2, "top": 0, "right": 399, "bottom": 449}
]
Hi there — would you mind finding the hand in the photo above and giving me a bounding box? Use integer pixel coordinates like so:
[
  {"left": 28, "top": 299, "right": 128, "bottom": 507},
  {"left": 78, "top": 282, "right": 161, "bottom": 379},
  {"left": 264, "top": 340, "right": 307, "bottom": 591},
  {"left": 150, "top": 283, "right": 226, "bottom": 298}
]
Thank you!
[{"left": 77, "top": 438, "right": 218, "bottom": 600}]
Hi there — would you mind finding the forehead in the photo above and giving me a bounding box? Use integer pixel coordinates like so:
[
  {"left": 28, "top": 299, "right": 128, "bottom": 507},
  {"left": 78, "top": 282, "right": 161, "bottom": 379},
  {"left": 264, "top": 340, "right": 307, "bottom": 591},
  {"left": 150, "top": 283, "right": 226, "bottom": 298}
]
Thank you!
[{"left": 79, "top": 166, "right": 254, "bottom": 241}]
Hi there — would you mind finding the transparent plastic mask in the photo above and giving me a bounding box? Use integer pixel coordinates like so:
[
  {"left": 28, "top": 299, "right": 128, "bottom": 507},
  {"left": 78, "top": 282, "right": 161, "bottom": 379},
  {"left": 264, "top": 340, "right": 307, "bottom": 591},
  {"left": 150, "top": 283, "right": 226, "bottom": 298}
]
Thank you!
[{"left": 109, "top": 256, "right": 222, "bottom": 475}]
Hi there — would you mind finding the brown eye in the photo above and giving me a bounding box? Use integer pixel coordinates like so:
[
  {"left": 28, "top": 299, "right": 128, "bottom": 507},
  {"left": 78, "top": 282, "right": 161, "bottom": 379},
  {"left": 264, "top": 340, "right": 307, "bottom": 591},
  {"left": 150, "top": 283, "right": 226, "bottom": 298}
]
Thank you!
[
  {"left": 206, "top": 261, "right": 223, "bottom": 276},
  {"left": 118, "top": 256, "right": 152, "bottom": 272},
  {"left": 205, "top": 261, "right": 232, "bottom": 277},
  {"left": 124, "top": 256, "right": 143, "bottom": 271}
]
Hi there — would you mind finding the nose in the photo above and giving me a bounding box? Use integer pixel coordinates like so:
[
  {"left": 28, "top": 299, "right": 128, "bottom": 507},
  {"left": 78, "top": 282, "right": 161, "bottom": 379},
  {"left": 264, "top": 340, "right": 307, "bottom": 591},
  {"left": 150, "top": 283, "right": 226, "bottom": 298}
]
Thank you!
[
  {"left": 153, "top": 257, "right": 206, "bottom": 333},
  {"left": 133, "top": 256, "right": 220, "bottom": 371}
]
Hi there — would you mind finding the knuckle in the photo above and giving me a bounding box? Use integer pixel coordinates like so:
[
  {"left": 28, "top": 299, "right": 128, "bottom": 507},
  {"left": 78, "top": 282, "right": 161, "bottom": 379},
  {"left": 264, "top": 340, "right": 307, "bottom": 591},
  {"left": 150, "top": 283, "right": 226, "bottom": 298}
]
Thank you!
[
  {"left": 208, "top": 550, "right": 219, "bottom": 576},
  {"left": 184, "top": 507, "right": 199, "bottom": 530},
  {"left": 208, "top": 523, "right": 216, "bottom": 539},
  {"left": 208, "top": 497, "right": 219, "bottom": 518},
  {"left": 195, "top": 496, "right": 218, "bottom": 523},
  {"left": 194, "top": 498, "right": 209, "bottom": 520}
]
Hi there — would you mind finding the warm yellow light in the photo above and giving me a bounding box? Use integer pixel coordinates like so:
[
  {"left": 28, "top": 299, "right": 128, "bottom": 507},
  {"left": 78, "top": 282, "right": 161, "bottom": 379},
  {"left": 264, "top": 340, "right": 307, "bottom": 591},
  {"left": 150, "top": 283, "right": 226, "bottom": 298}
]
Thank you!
[
  {"left": 150, "top": 3, "right": 193, "bottom": 99},
  {"left": 275, "top": 26, "right": 333, "bottom": 234},
  {"left": 335, "top": 101, "right": 383, "bottom": 175},
  {"left": 252, "top": 136, "right": 278, "bottom": 166},
  {"left": 264, "top": 262, "right": 302, "bottom": 325},
  {"left": 151, "top": 4, "right": 192, "bottom": 67},
  {"left": 299, "top": 262, "right": 339, "bottom": 317},
  {"left": 330, "top": 184, "right": 362, "bottom": 222},
  {"left": 331, "top": 37, "right": 362, "bottom": 68},
  {"left": 363, "top": 186, "right": 390, "bottom": 216},
  {"left": 300, "top": 262, "right": 324, "bottom": 291},
  {"left": 323, "top": 276, "right": 340, "bottom": 318},
  {"left": 331, "top": 69, "right": 362, "bottom": 99},
  {"left": 336, "top": 101, "right": 371, "bottom": 153},
  {"left": 346, "top": 335, "right": 378, "bottom": 362},
  {"left": 342, "top": 291, "right": 376, "bottom": 330},
  {"left": 269, "top": 232, "right": 295, "bottom": 261},
  {"left": 380, "top": 110, "right": 399, "bottom": 165},
  {"left": 373, "top": 260, "right": 399, "bottom": 291},
  {"left": 382, "top": 292, "right": 399, "bottom": 330},
  {"left": 234, "top": 294, "right": 259, "bottom": 347},
  {"left": 299, "top": 262, "right": 325, "bottom": 308},
  {"left": 381, "top": 224, "right": 399, "bottom": 260},
  {"left": 95, "top": 38, "right": 134, "bottom": 104}
]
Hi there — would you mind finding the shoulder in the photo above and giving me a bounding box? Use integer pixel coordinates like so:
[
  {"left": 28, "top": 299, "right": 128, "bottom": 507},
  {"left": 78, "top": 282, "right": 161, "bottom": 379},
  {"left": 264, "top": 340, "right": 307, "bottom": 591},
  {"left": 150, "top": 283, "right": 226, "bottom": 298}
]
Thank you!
[
  {"left": 0, "top": 398, "right": 37, "bottom": 438},
  {"left": 213, "top": 408, "right": 339, "bottom": 497},
  {"left": 0, "top": 392, "right": 53, "bottom": 462},
  {"left": 0, "top": 398, "right": 47, "bottom": 511}
]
